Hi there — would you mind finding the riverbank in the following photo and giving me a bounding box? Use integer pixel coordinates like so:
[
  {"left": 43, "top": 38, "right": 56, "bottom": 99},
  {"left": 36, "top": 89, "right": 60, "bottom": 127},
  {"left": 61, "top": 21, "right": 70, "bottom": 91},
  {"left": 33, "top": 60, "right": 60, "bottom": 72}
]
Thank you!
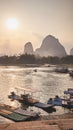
[
  {"left": 0, "top": 118, "right": 73, "bottom": 130},
  {"left": 0, "top": 63, "right": 72, "bottom": 67},
  {"left": 0, "top": 112, "right": 73, "bottom": 130}
]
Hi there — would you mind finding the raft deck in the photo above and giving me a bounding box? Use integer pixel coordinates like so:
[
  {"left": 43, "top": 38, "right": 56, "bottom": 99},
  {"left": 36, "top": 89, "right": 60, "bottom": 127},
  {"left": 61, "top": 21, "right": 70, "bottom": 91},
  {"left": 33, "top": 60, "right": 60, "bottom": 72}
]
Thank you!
[{"left": 0, "top": 104, "right": 39, "bottom": 122}]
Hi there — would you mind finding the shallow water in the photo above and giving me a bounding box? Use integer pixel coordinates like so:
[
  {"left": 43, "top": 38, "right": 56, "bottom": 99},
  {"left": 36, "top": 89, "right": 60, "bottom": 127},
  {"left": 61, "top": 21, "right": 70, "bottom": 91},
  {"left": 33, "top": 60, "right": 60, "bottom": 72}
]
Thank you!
[{"left": 0, "top": 65, "right": 73, "bottom": 122}]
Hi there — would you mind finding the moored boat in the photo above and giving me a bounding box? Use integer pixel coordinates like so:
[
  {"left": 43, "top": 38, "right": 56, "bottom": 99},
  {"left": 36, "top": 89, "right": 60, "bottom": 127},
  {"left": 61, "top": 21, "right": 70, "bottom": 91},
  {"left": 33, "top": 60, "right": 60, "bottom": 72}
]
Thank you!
[
  {"left": 0, "top": 103, "right": 40, "bottom": 122},
  {"left": 48, "top": 88, "right": 73, "bottom": 109},
  {"left": 55, "top": 67, "right": 68, "bottom": 73},
  {"left": 8, "top": 87, "right": 56, "bottom": 113},
  {"left": 47, "top": 96, "right": 63, "bottom": 106}
]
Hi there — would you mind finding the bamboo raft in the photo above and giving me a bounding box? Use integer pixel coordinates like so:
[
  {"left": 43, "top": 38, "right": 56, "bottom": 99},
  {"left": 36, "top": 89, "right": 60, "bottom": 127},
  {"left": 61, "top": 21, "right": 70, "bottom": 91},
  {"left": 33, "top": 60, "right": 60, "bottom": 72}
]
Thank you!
[{"left": 0, "top": 104, "right": 39, "bottom": 122}]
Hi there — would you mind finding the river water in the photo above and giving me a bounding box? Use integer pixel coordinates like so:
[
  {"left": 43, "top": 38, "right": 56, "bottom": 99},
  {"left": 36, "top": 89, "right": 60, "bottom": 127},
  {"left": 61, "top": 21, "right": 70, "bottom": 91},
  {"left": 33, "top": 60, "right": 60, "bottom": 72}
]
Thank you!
[{"left": 0, "top": 65, "right": 73, "bottom": 122}]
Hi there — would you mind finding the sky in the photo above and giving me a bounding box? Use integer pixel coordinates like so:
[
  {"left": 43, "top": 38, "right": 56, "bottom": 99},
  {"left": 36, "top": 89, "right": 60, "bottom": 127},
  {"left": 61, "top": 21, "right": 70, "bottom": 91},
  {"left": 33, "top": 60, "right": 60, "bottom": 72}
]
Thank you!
[{"left": 0, "top": 0, "right": 73, "bottom": 55}]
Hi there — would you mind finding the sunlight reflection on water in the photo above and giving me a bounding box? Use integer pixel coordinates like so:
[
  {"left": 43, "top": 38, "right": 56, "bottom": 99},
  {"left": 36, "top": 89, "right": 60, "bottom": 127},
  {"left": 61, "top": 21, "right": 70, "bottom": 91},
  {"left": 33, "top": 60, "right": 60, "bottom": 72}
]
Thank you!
[{"left": 0, "top": 66, "right": 73, "bottom": 122}]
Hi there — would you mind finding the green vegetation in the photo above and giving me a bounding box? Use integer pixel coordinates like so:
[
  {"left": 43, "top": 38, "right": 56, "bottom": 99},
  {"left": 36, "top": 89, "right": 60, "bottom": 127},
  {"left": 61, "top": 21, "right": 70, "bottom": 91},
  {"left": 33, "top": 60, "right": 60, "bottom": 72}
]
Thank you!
[{"left": 0, "top": 54, "right": 73, "bottom": 65}]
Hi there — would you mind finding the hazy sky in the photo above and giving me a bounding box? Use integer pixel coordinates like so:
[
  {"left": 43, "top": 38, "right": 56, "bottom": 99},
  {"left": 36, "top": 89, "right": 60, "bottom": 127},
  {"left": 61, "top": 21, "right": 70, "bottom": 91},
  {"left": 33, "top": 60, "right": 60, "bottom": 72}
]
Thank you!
[{"left": 0, "top": 0, "right": 73, "bottom": 55}]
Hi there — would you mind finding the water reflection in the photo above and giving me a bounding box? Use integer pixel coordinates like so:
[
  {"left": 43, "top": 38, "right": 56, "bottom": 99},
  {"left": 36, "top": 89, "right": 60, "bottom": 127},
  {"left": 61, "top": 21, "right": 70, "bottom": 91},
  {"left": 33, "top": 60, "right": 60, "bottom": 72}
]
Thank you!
[{"left": 0, "top": 66, "right": 73, "bottom": 121}]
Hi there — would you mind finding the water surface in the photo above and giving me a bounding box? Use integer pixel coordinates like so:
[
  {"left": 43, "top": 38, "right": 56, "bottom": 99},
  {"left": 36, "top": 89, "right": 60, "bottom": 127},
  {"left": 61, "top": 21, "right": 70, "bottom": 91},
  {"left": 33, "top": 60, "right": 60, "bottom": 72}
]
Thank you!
[{"left": 0, "top": 66, "right": 73, "bottom": 122}]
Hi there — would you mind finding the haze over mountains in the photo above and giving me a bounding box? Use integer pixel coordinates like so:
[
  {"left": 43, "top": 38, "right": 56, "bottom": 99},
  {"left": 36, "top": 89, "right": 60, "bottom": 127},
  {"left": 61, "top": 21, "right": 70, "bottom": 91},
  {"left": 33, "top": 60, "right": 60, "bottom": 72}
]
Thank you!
[
  {"left": 24, "top": 35, "right": 67, "bottom": 57},
  {"left": 70, "top": 48, "right": 73, "bottom": 55},
  {"left": 24, "top": 42, "right": 34, "bottom": 55}
]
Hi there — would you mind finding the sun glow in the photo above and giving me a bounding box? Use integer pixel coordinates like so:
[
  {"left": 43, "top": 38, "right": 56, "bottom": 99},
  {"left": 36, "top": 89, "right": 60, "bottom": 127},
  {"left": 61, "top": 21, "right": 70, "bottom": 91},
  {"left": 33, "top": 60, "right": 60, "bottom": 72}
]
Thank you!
[{"left": 6, "top": 18, "right": 19, "bottom": 30}]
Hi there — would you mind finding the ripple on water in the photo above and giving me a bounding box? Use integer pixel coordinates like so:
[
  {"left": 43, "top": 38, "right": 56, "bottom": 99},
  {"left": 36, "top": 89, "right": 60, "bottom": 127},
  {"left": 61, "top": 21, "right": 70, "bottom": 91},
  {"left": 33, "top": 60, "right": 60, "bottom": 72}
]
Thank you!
[{"left": 0, "top": 66, "right": 73, "bottom": 122}]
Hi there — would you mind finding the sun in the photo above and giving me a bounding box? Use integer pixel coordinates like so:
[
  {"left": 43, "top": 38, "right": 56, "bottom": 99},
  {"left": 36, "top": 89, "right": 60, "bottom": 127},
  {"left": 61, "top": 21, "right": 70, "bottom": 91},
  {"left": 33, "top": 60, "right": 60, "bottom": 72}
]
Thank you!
[{"left": 6, "top": 18, "right": 19, "bottom": 30}]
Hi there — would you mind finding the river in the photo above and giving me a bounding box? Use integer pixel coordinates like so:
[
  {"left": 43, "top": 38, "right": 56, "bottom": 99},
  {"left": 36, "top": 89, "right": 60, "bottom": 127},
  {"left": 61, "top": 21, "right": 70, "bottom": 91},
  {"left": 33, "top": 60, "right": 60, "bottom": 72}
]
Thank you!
[{"left": 0, "top": 65, "right": 73, "bottom": 122}]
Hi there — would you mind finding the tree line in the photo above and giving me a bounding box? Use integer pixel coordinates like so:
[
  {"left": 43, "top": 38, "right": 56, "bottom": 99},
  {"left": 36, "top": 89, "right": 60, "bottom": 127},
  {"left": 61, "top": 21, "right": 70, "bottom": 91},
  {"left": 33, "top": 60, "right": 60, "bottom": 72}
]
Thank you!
[{"left": 0, "top": 54, "right": 73, "bottom": 65}]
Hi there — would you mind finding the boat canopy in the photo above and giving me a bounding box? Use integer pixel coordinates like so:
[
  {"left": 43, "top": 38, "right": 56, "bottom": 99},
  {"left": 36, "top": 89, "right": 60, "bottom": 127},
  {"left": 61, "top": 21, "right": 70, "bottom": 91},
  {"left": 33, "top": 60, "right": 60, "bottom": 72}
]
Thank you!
[{"left": 64, "top": 91, "right": 73, "bottom": 95}]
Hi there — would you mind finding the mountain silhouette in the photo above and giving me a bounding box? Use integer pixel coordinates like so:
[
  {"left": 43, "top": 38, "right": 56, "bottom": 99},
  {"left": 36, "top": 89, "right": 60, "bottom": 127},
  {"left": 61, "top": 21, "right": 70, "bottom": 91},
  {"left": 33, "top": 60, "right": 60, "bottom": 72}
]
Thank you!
[
  {"left": 24, "top": 42, "right": 34, "bottom": 54},
  {"left": 35, "top": 35, "right": 67, "bottom": 57},
  {"left": 24, "top": 35, "right": 67, "bottom": 57}
]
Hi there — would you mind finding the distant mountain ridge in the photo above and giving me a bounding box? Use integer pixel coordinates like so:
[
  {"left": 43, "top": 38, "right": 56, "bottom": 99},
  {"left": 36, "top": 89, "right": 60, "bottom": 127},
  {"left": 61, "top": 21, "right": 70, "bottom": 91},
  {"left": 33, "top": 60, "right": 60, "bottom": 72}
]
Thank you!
[{"left": 24, "top": 35, "right": 67, "bottom": 57}]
